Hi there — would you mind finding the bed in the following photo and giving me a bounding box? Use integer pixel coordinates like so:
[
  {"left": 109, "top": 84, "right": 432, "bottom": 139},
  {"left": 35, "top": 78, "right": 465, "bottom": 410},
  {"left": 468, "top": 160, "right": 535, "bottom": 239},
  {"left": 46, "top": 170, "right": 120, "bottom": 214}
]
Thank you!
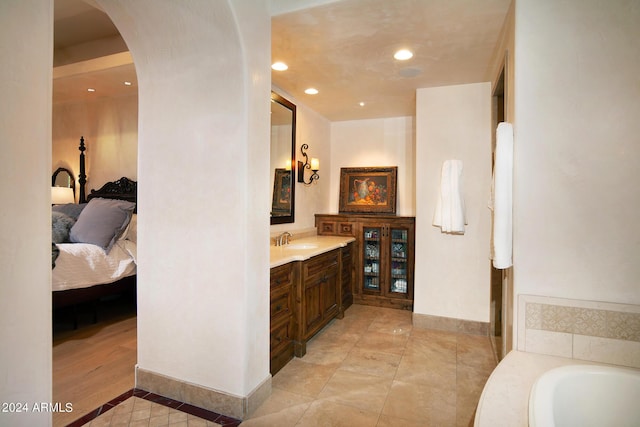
[{"left": 51, "top": 137, "right": 137, "bottom": 326}]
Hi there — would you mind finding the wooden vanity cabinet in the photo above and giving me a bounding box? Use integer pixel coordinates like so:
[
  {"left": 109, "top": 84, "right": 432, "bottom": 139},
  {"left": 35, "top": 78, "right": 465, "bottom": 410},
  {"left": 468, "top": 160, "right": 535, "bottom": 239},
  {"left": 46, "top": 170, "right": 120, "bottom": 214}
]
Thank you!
[
  {"left": 270, "top": 262, "right": 297, "bottom": 375},
  {"left": 294, "top": 249, "right": 340, "bottom": 357},
  {"left": 340, "top": 242, "right": 354, "bottom": 311},
  {"left": 316, "top": 214, "right": 415, "bottom": 311}
]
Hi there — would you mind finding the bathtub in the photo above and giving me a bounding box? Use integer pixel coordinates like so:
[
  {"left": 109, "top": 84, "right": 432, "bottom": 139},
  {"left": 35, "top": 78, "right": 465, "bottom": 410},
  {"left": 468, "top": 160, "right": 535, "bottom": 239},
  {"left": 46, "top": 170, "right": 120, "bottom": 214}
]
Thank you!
[{"left": 529, "top": 364, "right": 640, "bottom": 427}]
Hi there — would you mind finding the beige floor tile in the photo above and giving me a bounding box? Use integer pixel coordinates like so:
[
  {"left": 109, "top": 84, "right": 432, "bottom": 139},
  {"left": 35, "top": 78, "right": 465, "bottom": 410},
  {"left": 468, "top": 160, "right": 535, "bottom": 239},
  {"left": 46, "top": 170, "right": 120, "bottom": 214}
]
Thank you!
[
  {"left": 338, "top": 347, "right": 401, "bottom": 379},
  {"left": 403, "top": 334, "right": 457, "bottom": 362},
  {"left": 272, "top": 358, "right": 337, "bottom": 398},
  {"left": 354, "top": 330, "right": 408, "bottom": 355},
  {"left": 367, "top": 315, "right": 413, "bottom": 336},
  {"left": 376, "top": 414, "right": 429, "bottom": 427},
  {"left": 395, "top": 353, "right": 457, "bottom": 390},
  {"left": 381, "top": 380, "right": 456, "bottom": 424},
  {"left": 456, "top": 335, "right": 496, "bottom": 371},
  {"left": 316, "top": 369, "right": 393, "bottom": 414},
  {"left": 295, "top": 400, "right": 379, "bottom": 427},
  {"left": 246, "top": 388, "right": 313, "bottom": 419}
]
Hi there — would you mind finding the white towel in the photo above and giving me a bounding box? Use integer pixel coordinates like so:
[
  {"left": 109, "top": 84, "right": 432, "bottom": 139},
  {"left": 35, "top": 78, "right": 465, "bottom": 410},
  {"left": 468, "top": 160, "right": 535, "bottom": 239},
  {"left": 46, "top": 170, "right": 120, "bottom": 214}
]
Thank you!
[
  {"left": 433, "top": 159, "right": 466, "bottom": 234},
  {"left": 490, "top": 122, "right": 513, "bottom": 268}
]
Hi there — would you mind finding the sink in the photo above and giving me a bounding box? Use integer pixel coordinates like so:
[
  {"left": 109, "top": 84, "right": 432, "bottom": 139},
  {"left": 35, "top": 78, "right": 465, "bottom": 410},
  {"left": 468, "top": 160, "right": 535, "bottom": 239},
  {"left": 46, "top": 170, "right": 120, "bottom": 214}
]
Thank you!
[{"left": 283, "top": 243, "right": 319, "bottom": 250}]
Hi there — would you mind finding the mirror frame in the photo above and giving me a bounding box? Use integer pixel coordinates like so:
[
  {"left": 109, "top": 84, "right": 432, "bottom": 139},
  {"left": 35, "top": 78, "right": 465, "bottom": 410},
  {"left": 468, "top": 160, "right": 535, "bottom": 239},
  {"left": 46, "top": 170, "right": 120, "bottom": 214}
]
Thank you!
[
  {"left": 52, "top": 167, "right": 76, "bottom": 199},
  {"left": 270, "top": 92, "right": 296, "bottom": 225}
]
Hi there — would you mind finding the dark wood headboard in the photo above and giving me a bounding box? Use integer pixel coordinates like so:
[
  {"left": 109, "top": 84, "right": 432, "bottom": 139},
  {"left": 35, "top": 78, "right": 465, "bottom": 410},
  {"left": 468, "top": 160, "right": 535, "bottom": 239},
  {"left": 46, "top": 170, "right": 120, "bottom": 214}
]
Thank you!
[
  {"left": 87, "top": 177, "right": 137, "bottom": 206},
  {"left": 77, "top": 137, "right": 137, "bottom": 206}
]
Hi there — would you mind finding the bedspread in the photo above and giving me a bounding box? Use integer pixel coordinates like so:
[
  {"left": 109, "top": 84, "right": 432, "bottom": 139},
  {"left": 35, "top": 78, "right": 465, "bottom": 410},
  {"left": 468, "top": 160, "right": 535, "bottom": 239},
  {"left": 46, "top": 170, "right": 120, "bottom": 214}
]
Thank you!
[{"left": 52, "top": 239, "right": 137, "bottom": 292}]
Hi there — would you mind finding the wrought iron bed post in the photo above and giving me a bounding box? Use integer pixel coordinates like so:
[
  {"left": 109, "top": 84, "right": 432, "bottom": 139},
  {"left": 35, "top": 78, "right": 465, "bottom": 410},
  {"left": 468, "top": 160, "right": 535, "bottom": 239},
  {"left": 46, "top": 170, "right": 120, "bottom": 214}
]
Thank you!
[{"left": 78, "top": 136, "right": 87, "bottom": 203}]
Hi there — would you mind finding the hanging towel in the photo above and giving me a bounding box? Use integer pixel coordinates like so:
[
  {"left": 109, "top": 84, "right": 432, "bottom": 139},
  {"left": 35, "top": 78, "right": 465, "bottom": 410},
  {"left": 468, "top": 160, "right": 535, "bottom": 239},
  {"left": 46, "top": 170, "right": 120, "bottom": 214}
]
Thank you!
[
  {"left": 490, "top": 122, "right": 513, "bottom": 268},
  {"left": 433, "top": 159, "right": 466, "bottom": 234}
]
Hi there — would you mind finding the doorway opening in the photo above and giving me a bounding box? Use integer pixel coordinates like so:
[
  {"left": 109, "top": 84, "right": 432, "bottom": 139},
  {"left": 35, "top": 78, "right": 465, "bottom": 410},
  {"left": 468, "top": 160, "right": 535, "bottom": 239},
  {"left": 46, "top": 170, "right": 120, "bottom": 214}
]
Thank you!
[{"left": 490, "top": 61, "right": 505, "bottom": 361}]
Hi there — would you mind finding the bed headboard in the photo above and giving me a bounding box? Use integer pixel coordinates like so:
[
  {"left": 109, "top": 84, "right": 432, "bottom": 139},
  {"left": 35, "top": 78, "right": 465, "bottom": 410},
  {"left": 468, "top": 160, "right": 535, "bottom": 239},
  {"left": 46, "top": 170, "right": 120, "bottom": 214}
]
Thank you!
[
  {"left": 87, "top": 177, "right": 137, "bottom": 205},
  {"left": 76, "top": 137, "right": 137, "bottom": 206}
]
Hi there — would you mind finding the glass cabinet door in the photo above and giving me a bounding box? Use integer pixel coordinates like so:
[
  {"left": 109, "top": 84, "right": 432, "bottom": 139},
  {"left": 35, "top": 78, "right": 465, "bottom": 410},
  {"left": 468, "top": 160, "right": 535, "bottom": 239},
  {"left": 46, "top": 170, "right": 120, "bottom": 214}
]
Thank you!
[
  {"left": 362, "top": 227, "right": 381, "bottom": 291},
  {"left": 389, "top": 228, "right": 409, "bottom": 294}
]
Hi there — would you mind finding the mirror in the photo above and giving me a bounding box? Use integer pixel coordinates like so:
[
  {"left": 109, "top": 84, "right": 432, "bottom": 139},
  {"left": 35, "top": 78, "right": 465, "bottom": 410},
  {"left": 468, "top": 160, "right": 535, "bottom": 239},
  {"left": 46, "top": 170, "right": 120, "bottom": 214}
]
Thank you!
[
  {"left": 270, "top": 92, "right": 296, "bottom": 225},
  {"left": 52, "top": 167, "right": 75, "bottom": 198}
]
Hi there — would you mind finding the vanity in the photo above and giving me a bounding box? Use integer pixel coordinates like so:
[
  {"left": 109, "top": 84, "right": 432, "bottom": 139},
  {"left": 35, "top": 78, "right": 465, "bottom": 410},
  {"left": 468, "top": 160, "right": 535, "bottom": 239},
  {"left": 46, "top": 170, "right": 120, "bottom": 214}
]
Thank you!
[{"left": 269, "top": 235, "right": 355, "bottom": 375}]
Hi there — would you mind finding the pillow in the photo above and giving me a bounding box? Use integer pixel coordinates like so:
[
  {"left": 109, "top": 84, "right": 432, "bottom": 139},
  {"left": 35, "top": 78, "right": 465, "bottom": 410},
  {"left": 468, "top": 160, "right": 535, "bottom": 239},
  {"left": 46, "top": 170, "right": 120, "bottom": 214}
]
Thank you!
[
  {"left": 120, "top": 213, "right": 137, "bottom": 243},
  {"left": 52, "top": 203, "right": 87, "bottom": 220},
  {"left": 52, "top": 211, "right": 76, "bottom": 243},
  {"left": 70, "top": 198, "right": 136, "bottom": 252}
]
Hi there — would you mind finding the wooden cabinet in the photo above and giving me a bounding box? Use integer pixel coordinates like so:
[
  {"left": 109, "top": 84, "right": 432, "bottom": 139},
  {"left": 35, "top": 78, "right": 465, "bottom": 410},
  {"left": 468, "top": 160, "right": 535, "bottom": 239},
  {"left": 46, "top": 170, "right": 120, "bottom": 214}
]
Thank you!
[
  {"left": 270, "top": 245, "right": 350, "bottom": 372},
  {"left": 270, "top": 262, "right": 296, "bottom": 375},
  {"left": 316, "top": 214, "right": 415, "bottom": 310},
  {"left": 294, "top": 249, "right": 340, "bottom": 357},
  {"left": 340, "top": 243, "right": 354, "bottom": 311}
]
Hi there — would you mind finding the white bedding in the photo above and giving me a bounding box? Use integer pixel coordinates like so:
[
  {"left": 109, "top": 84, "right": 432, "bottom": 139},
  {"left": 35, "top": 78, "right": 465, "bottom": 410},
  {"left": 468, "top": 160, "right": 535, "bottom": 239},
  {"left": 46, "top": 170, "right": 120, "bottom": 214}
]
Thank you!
[{"left": 52, "top": 239, "right": 137, "bottom": 292}]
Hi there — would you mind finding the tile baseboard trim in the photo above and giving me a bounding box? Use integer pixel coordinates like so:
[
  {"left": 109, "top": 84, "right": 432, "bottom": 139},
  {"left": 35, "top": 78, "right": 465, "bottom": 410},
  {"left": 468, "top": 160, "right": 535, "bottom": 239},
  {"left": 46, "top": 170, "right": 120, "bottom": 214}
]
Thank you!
[
  {"left": 412, "top": 312, "right": 489, "bottom": 336},
  {"left": 135, "top": 367, "right": 271, "bottom": 420}
]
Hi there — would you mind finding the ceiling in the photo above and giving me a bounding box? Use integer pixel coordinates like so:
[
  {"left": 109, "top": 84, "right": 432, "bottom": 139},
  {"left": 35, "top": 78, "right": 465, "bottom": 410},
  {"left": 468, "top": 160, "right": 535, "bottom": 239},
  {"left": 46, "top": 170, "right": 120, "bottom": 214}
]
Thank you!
[{"left": 54, "top": 0, "right": 511, "bottom": 121}]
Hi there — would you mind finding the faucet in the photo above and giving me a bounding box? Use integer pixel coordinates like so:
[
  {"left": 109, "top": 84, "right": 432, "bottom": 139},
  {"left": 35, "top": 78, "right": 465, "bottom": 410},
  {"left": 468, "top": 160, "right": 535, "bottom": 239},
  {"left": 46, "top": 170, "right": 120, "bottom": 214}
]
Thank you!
[{"left": 275, "top": 231, "right": 292, "bottom": 246}]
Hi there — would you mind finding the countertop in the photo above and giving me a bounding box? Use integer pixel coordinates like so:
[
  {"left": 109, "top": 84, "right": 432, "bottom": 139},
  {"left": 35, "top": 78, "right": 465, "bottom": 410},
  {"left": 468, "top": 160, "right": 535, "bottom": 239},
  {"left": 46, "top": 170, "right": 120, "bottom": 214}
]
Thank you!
[
  {"left": 270, "top": 235, "right": 356, "bottom": 268},
  {"left": 474, "top": 351, "right": 600, "bottom": 427}
]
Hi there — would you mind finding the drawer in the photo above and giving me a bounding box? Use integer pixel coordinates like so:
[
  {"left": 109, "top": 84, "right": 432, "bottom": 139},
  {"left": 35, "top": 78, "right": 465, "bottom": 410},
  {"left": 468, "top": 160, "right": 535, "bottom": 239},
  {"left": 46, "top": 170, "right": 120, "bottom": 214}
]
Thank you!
[
  {"left": 270, "top": 287, "right": 293, "bottom": 323},
  {"left": 317, "top": 220, "right": 337, "bottom": 235},
  {"left": 337, "top": 222, "right": 355, "bottom": 236},
  {"left": 270, "top": 263, "right": 294, "bottom": 290},
  {"left": 341, "top": 242, "right": 353, "bottom": 259},
  {"left": 303, "top": 250, "right": 339, "bottom": 280},
  {"left": 317, "top": 220, "right": 354, "bottom": 236},
  {"left": 270, "top": 318, "right": 293, "bottom": 353}
]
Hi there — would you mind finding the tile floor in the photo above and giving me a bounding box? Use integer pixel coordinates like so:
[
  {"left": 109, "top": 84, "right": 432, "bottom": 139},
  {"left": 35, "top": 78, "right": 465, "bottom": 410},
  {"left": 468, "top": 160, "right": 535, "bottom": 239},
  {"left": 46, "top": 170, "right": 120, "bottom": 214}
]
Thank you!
[
  {"left": 72, "top": 304, "right": 496, "bottom": 426},
  {"left": 243, "top": 304, "right": 497, "bottom": 426},
  {"left": 74, "top": 389, "right": 241, "bottom": 427}
]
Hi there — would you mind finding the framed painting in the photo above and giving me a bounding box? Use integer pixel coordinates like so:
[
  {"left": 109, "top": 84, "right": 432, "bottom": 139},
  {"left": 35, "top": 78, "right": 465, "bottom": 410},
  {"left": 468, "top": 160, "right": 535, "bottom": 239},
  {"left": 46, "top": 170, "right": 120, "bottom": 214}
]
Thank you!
[
  {"left": 271, "top": 168, "right": 292, "bottom": 217},
  {"left": 339, "top": 166, "right": 397, "bottom": 214}
]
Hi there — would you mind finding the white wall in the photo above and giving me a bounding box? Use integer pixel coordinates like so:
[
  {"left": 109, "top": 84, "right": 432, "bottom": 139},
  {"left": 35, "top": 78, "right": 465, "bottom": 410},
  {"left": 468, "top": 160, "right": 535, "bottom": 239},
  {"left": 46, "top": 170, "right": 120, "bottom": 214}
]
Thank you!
[
  {"left": 99, "top": 0, "right": 271, "bottom": 398},
  {"left": 329, "top": 117, "right": 415, "bottom": 216},
  {"left": 52, "top": 95, "right": 138, "bottom": 196},
  {"left": 0, "top": 1, "right": 52, "bottom": 426},
  {"left": 271, "top": 87, "right": 331, "bottom": 234},
  {"left": 414, "top": 83, "right": 492, "bottom": 323},
  {"left": 513, "top": 0, "right": 640, "bottom": 326}
]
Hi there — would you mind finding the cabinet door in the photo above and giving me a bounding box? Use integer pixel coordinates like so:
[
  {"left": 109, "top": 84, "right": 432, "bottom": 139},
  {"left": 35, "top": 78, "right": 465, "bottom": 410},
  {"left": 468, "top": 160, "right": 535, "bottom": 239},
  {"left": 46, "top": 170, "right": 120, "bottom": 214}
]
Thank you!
[
  {"left": 301, "top": 250, "right": 340, "bottom": 340},
  {"left": 362, "top": 226, "right": 383, "bottom": 293},
  {"left": 341, "top": 243, "right": 354, "bottom": 310},
  {"left": 388, "top": 227, "right": 410, "bottom": 296}
]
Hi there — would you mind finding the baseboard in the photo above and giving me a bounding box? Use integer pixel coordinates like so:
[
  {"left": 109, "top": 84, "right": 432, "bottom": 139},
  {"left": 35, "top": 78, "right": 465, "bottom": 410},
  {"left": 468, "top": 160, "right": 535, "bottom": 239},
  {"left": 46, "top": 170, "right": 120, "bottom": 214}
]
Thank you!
[
  {"left": 412, "top": 312, "right": 489, "bottom": 336},
  {"left": 135, "top": 367, "right": 271, "bottom": 420}
]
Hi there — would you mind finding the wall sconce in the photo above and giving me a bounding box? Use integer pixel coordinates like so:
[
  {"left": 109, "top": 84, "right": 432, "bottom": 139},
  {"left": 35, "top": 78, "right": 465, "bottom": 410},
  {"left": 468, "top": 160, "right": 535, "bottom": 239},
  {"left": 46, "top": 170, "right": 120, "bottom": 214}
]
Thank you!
[{"left": 297, "top": 143, "right": 320, "bottom": 184}]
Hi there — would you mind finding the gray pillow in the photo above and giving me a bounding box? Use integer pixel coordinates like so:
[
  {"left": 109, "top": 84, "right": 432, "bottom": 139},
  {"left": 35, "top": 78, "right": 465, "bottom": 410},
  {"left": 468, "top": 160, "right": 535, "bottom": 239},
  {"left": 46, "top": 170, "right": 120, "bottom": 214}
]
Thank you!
[
  {"left": 52, "top": 203, "right": 87, "bottom": 220},
  {"left": 52, "top": 211, "right": 76, "bottom": 243},
  {"left": 69, "top": 198, "right": 136, "bottom": 252}
]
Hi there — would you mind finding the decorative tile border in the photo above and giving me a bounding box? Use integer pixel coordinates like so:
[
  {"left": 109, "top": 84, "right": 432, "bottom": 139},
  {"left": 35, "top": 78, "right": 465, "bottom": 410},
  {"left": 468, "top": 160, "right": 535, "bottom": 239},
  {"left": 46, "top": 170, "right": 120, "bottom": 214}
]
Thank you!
[
  {"left": 66, "top": 388, "right": 242, "bottom": 427},
  {"left": 518, "top": 295, "right": 640, "bottom": 368}
]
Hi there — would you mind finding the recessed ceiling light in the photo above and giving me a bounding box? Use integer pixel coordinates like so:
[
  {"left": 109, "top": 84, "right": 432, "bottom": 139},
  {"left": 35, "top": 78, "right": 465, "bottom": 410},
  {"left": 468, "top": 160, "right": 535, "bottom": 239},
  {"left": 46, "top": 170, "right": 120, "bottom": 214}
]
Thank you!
[
  {"left": 359, "top": 102, "right": 365, "bottom": 107},
  {"left": 87, "top": 88, "right": 96, "bottom": 92},
  {"left": 394, "top": 49, "right": 413, "bottom": 60},
  {"left": 271, "top": 62, "right": 288, "bottom": 71},
  {"left": 124, "top": 81, "right": 132, "bottom": 86},
  {"left": 304, "top": 88, "right": 318, "bottom": 95}
]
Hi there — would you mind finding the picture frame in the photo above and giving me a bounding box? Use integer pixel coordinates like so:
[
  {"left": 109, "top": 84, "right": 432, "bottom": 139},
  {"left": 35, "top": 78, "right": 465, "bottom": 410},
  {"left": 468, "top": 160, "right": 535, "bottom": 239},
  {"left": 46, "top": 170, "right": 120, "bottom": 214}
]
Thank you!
[
  {"left": 339, "top": 166, "right": 398, "bottom": 214},
  {"left": 271, "top": 168, "right": 292, "bottom": 216}
]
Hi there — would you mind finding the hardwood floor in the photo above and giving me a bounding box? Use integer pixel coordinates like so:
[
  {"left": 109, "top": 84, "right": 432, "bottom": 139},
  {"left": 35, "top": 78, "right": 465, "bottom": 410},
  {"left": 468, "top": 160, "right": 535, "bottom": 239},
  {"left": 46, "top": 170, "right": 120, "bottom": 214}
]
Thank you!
[{"left": 52, "top": 296, "right": 137, "bottom": 427}]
